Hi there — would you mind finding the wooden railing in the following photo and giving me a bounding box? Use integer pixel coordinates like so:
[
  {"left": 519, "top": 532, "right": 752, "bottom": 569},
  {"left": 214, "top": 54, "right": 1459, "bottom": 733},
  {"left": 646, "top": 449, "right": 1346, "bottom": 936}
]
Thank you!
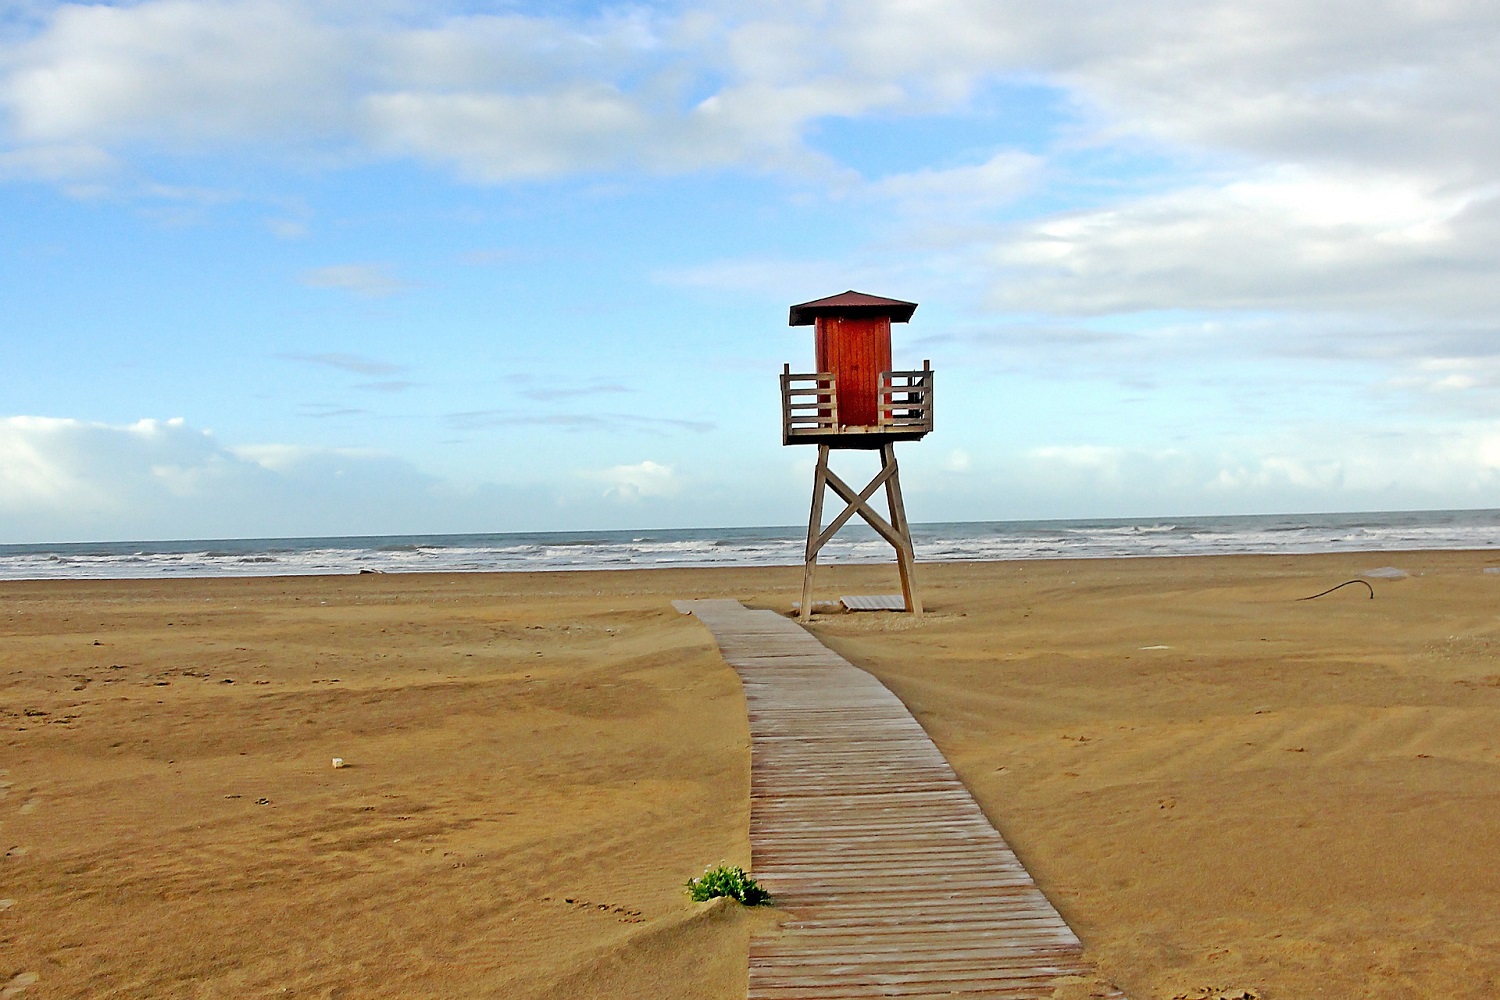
[
  {"left": 879, "top": 364, "right": 934, "bottom": 435},
  {"left": 781, "top": 362, "right": 934, "bottom": 443},
  {"left": 781, "top": 368, "right": 838, "bottom": 444}
]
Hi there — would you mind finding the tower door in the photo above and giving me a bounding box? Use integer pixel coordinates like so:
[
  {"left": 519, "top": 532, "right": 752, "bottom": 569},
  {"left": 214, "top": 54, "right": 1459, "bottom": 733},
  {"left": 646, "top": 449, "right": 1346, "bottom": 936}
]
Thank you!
[{"left": 815, "top": 315, "right": 891, "bottom": 428}]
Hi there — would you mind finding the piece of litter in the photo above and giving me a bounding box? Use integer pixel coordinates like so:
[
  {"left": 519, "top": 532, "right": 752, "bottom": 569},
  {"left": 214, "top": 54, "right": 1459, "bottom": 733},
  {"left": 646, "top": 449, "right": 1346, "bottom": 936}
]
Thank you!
[
  {"left": 840, "top": 595, "right": 907, "bottom": 612},
  {"left": 1139, "top": 645, "right": 1171, "bottom": 650},
  {"left": 331, "top": 757, "right": 345, "bottom": 769},
  {"left": 1364, "top": 566, "right": 1409, "bottom": 579}
]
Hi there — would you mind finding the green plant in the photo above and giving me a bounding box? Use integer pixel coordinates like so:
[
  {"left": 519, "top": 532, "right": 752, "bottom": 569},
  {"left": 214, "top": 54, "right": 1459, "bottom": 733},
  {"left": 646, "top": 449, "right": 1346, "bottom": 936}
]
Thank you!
[{"left": 685, "top": 864, "right": 771, "bottom": 905}]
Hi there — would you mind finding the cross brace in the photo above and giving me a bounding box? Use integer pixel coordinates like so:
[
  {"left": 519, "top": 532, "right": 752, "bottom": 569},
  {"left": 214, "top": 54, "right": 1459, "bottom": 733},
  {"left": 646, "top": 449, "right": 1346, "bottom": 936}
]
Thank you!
[{"left": 800, "top": 442, "right": 921, "bottom": 620}]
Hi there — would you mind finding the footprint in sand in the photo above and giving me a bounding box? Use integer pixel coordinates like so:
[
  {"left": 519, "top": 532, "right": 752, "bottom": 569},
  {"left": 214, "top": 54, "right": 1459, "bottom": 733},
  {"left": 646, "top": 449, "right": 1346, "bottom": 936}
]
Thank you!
[{"left": 1, "top": 972, "right": 39, "bottom": 998}]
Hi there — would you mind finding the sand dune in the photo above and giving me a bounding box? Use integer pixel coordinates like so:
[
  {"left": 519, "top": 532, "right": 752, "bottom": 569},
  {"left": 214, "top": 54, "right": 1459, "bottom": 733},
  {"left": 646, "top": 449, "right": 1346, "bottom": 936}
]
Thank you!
[{"left": 3, "top": 554, "right": 1499, "bottom": 997}]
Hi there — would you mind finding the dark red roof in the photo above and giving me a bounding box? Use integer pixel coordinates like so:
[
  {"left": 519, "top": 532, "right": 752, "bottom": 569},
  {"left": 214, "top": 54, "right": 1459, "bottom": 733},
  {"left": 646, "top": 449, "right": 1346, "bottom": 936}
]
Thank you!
[{"left": 789, "top": 290, "right": 918, "bottom": 327}]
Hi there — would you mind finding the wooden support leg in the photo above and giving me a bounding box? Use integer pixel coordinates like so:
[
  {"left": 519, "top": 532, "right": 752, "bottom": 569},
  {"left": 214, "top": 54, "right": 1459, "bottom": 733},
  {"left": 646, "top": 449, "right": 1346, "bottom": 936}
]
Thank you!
[
  {"left": 880, "top": 443, "right": 922, "bottom": 617},
  {"left": 801, "top": 444, "right": 922, "bottom": 620},
  {"left": 801, "top": 445, "right": 830, "bottom": 621}
]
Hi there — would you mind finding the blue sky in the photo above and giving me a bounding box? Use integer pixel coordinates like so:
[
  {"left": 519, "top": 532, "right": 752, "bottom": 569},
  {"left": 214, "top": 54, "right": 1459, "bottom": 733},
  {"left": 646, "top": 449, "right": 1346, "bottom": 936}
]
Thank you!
[{"left": 3, "top": 0, "right": 1500, "bottom": 542}]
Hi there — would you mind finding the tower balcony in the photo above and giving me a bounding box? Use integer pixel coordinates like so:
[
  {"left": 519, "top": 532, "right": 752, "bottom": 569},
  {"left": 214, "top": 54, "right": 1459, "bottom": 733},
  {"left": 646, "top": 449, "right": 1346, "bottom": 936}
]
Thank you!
[{"left": 780, "top": 364, "right": 934, "bottom": 447}]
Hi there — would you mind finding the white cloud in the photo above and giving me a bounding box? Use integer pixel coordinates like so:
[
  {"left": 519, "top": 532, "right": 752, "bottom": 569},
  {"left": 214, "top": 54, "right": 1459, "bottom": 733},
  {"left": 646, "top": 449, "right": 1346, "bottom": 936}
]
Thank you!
[
  {"left": 281, "top": 351, "right": 406, "bottom": 376},
  {"left": 654, "top": 256, "right": 850, "bottom": 296},
  {"left": 298, "top": 263, "right": 415, "bottom": 298},
  {"left": 2, "top": 0, "right": 1496, "bottom": 192},
  {"left": 942, "top": 449, "right": 972, "bottom": 473},
  {"left": 1051, "top": 1, "right": 1500, "bottom": 180},
  {"left": 0, "top": 414, "right": 96, "bottom": 505},
  {"left": 0, "top": 141, "right": 116, "bottom": 184},
  {"left": 1025, "top": 444, "right": 1158, "bottom": 487},
  {"left": 1015, "top": 420, "right": 1500, "bottom": 516},
  {"left": 592, "top": 460, "right": 680, "bottom": 501},
  {"left": 990, "top": 166, "right": 1500, "bottom": 317},
  {"left": 0, "top": 414, "right": 791, "bottom": 541},
  {"left": 364, "top": 86, "right": 649, "bottom": 181},
  {"left": 867, "top": 151, "right": 1043, "bottom": 216},
  {"left": 0, "top": 416, "right": 246, "bottom": 527},
  {"left": 0, "top": 415, "right": 446, "bottom": 541},
  {"left": 230, "top": 442, "right": 357, "bottom": 473},
  {"left": 796, "top": 0, "right": 1500, "bottom": 179},
  {"left": 266, "top": 217, "right": 308, "bottom": 239},
  {"left": 1, "top": 0, "right": 352, "bottom": 148},
  {"left": 1387, "top": 357, "right": 1500, "bottom": 397}
]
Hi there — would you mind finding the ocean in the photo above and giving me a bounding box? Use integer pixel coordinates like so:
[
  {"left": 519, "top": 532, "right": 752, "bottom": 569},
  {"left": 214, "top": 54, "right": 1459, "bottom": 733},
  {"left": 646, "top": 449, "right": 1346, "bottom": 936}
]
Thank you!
[{"left": 2, "top": 509, "right": 1498, "bottom": 581}]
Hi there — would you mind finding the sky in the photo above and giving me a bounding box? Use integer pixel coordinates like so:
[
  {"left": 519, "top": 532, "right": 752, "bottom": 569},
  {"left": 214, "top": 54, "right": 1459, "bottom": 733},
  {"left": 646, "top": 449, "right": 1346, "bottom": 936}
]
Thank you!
[{"left": 3, "top": 0, "right": 1500, "bottom": 543}]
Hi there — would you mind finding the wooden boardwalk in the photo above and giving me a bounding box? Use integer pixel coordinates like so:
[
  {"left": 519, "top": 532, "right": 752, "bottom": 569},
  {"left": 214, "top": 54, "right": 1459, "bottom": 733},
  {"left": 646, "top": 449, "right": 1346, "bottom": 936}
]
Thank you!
[{"left": 677, "top": 599, "right": 1120, "bottom": 1000}]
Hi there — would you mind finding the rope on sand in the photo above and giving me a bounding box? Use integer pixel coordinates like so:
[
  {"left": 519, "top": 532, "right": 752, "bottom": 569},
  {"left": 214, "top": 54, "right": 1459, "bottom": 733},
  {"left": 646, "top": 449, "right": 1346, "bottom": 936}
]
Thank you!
[{"left": 1299, "top": 579, "right": 1374, "bottom": 601}]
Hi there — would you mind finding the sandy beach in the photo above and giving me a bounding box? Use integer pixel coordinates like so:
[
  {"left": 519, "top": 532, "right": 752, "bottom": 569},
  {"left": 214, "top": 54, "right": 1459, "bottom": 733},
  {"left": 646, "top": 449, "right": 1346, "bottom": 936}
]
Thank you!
[{"left": 3, "top": 552, "right": 1499, "bottom": 998}]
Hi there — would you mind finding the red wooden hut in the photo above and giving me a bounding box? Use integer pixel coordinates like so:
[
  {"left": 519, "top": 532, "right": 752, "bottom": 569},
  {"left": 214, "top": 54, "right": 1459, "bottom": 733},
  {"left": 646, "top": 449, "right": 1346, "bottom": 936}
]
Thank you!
[{"left": 790, "top": 290, "right": 916, "bottom": 429}]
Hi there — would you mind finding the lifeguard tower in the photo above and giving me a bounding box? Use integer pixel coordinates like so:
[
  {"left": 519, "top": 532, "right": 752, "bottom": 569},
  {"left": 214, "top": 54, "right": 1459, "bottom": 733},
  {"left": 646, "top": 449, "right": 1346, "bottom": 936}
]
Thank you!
[{"left": 780, "top": 290, "right": 933, "bottom": 619}]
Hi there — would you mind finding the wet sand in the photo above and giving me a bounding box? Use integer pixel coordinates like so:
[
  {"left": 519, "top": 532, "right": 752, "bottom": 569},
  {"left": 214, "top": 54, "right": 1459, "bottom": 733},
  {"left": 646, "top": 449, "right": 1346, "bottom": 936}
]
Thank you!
[{"left": 3, "top": 552, "right": 1499, "bottom": 998}]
